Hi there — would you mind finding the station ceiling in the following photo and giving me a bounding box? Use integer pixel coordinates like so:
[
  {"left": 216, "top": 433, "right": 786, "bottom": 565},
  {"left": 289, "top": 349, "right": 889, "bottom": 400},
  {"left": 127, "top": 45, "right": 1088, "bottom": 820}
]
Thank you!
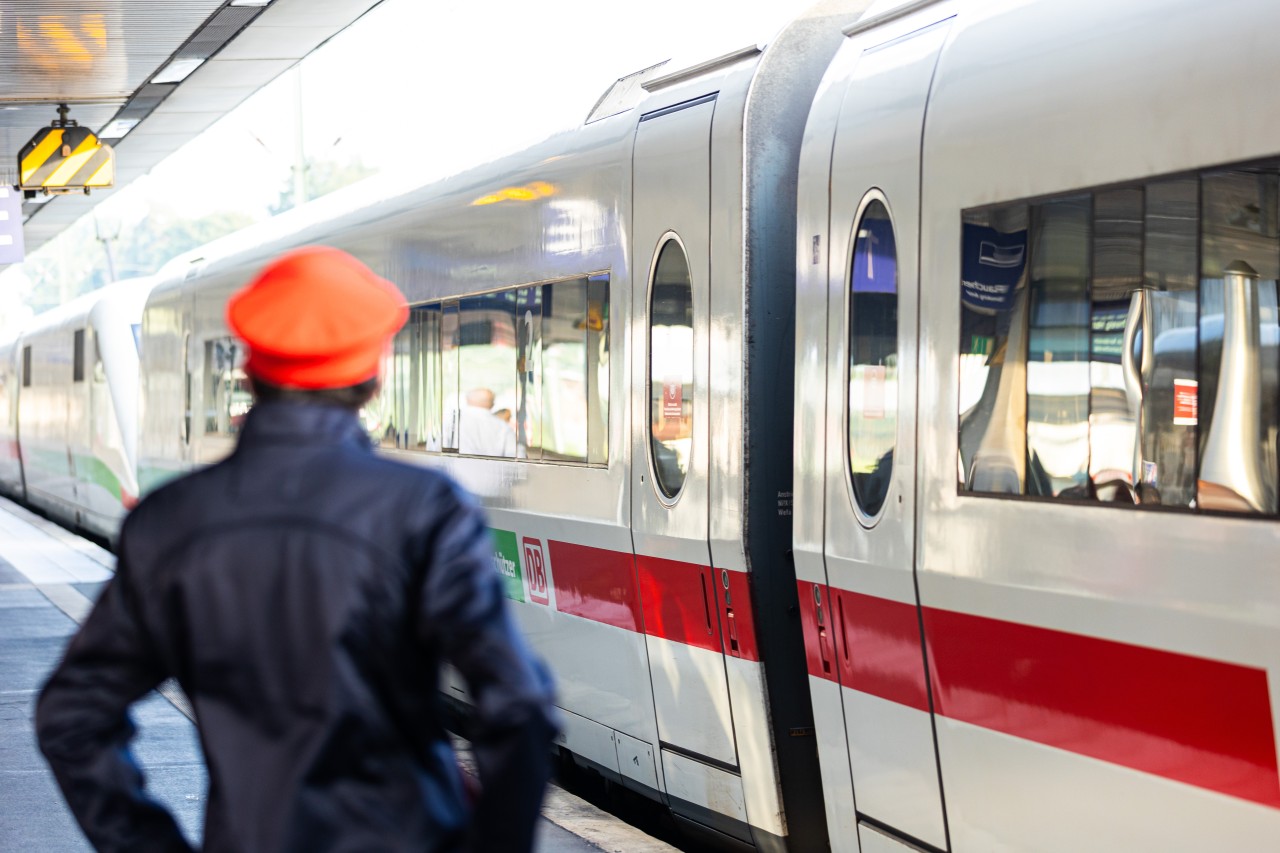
[{"left": 1, "top": 0, "right": 384, "bottom": 256}]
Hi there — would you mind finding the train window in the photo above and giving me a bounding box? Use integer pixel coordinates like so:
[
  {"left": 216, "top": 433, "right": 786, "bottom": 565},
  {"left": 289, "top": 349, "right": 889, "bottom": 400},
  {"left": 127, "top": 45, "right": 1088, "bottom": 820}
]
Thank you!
[
  {"left": 541, "top": 279, "right": 590, "bottom": 462},
  {"left": 22, "top": 346, "right": 30, "bottom": 387},
  {"left": 958, "top": 162, "right": 1280, "bottom": 515},
  {"left": 848, "top": 196, "right": 898, "bottom": 518},
  {"left": 386, "top": 304, "right": 443, "bottom": 451},
  {"left": 388, "top": 275, "right": 610, "bottom": 464},
  {"left": 72, "top": 329, "right": 85, "bottom": 383},
  {"left": 448, "top": 292, "right": 520, "bottom": 457},
  {"left": 649, "top": 239, "right": 694, "bottom": 499},
  {"left": 440, "top": 302, "right": 460, "bottom": 452},
  {"left": 586, "top": 273, "right": 610, "bottom": 465},
  {"left": 515, "top": 286, "right": 543, "bottom": 460},
  {"left": 204, "top": 338, "right": 251, "bottom": 437}
]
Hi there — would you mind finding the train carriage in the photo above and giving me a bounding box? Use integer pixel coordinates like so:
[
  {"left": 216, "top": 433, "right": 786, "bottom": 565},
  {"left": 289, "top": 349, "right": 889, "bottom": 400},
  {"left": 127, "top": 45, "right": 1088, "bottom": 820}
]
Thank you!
[
  {"left": 15, "top": 278, "right": 153, "bottom": 543},
  {"left": 135, "top": 5, "right": 864, "bottom": 849},
  {"left": 797, "top": 0, "right": 1280, "bottom": 850},
  {"left": 17, "top": 0, "right": 1270, "bottom": 849}
]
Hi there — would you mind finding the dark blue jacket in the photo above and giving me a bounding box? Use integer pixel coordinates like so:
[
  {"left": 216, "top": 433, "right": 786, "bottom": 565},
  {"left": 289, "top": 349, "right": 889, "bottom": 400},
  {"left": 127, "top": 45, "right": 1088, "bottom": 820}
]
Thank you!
[{"left": 37, "top": 401, "right": 557, "bottom": 852}]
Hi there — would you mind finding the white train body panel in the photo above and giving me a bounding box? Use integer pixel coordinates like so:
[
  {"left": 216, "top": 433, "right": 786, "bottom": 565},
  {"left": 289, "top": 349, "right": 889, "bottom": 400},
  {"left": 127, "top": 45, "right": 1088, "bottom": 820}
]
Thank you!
[{"left": 17, "top": 279, "right": 152, "bottom": 542}]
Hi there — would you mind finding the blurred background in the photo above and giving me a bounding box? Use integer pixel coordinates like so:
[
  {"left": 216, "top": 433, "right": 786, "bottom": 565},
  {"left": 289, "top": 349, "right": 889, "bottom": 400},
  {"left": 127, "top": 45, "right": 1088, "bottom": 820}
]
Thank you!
[{"left": 0, "top": 0, "right": 814, "bottom": 332}]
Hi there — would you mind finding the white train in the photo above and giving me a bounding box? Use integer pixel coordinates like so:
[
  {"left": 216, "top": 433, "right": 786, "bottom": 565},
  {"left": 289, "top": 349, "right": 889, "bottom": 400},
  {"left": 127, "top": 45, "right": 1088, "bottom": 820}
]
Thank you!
[
  {"left": 9, "top": 0, "right": 1280, "bottom": 849},
  {"left": 0, "top": 278, "right": 153, "bottom": 543}
]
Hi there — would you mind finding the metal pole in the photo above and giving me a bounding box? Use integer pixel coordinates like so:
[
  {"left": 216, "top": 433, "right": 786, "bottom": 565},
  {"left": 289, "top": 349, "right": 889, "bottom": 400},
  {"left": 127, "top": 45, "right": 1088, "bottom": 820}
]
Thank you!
[{"left": 292, "top": 67, "right": 307, "bottom": 207}]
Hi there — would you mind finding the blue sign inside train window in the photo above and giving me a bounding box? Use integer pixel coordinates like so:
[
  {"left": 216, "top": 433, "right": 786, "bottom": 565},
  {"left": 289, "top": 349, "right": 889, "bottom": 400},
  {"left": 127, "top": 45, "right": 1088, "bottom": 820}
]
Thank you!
[
  {"left": 961, "top": 224, "right": 1026, "bottom": 313},
  {"left": 851, "top": 215, "right": 896, "bottom": 295}
]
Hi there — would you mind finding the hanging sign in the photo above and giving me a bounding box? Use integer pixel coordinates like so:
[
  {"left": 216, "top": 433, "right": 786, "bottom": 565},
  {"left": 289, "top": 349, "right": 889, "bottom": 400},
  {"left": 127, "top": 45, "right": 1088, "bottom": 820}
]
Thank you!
[{"left": 19, "top": 125, "right": 114, "bottom": 193}]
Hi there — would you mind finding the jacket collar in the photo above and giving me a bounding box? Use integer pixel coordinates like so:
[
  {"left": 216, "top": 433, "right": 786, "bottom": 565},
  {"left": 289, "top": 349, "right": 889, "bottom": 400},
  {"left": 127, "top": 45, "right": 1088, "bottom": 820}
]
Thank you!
[{"left": 236, "top": 400, "right": 372, "bottom": 450}]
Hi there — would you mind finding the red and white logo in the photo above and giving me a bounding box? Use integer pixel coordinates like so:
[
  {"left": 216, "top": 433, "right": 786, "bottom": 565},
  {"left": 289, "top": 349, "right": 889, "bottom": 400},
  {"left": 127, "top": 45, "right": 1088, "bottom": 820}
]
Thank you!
[{"left": 523, "top": 537, "right": 550, "bottom": 606}]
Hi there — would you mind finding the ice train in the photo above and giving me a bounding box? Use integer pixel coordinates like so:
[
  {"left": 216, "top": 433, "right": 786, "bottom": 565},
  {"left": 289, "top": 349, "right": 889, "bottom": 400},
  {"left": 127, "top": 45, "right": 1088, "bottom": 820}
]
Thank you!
[
  {"left": 10, "top": 0, "right": 1280, "bottom": 850},
  {"left": 0, "top": 278, "right": 154, "bottom": 543}
]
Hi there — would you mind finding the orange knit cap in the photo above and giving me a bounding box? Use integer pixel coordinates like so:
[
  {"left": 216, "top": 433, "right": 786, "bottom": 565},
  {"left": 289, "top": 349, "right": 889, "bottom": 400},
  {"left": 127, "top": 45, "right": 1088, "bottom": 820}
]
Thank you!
[{"left": 226, "top": 246, "right": 409, "bottom": 389}]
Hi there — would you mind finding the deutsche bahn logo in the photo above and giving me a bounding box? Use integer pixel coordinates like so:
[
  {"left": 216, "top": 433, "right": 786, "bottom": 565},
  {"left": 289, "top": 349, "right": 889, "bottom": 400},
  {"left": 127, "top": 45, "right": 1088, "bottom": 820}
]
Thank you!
[{"left": 522, "top": 537, "right": 550, "bottom": 606}]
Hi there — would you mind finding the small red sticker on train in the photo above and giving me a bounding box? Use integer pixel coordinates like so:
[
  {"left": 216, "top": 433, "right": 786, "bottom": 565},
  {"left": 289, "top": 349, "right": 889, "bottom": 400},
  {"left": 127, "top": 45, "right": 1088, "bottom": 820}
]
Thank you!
[
  {"left": 522, "top": 537, "right": 550, "bottom": 606},
  {"left": 662, "top": 378, "right": 682, "bottom": 420},
  {"left": 1173, "top": 378, "right": 1197, "bottom": 426}
]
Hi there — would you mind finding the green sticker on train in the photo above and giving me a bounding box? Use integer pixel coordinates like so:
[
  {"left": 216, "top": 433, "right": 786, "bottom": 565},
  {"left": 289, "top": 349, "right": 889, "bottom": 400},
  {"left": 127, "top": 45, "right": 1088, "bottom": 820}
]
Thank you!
[{"left": 491, "top": 528, "right": 525, "bottom": 603}]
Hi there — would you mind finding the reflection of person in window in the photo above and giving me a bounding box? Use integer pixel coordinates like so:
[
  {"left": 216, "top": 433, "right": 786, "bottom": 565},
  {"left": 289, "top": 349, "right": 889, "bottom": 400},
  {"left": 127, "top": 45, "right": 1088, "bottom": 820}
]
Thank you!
[{"left": 455, "top": 388, "right": 517, "bottom": 457}]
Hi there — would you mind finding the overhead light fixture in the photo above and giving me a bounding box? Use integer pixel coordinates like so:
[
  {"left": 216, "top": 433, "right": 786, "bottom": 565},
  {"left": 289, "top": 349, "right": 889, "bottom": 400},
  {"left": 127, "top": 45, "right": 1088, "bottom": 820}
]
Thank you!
[
  {"left": 229, "top": 0, "right": 273, "bottom": 6},
  {"left": 151, "top": 57, "right": 205, "bottom": 84},
  {"left": 100, "top": 118, "right": 140, "bottom": 139}
]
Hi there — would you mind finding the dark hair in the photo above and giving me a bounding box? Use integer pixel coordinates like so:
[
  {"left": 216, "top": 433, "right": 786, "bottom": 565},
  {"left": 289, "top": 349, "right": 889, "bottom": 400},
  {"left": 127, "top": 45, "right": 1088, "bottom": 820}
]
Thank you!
[{"left": 250, "top": 376, "right": 380, "bottom": 411}]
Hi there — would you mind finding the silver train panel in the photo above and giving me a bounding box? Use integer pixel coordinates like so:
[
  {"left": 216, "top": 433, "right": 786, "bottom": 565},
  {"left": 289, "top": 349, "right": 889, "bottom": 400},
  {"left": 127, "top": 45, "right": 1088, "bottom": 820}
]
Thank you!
[
  {"left": 819, "top": 5, "right": 954, "bottom": 848},
  {"left": 914, "top": 0, "right": 1280, "bottom": 849}
]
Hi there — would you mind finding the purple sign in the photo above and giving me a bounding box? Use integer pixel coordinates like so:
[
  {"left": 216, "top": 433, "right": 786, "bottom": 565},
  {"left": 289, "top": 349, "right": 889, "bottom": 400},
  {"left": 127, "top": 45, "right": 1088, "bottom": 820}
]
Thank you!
[
  {"left": 0, "top": 187, "right": 23, "bottom": 265},
  {"left": 851, "top": 216, "right": 897, "bottom": 295}
]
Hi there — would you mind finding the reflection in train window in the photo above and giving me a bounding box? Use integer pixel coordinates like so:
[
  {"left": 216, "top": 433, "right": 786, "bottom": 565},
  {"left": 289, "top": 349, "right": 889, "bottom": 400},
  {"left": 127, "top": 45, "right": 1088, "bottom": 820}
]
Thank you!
[
  {"left": 446, "top": 293, "right": 520, "bottom": 458},
  {"left": 848, "top": 197, "right": 898, "bottom": 518},
  {"left": 386, "top": 274, "right": 609, "bottom": 465},
  {"left": 204, "top": 338, "right": 251, "bottom": 437},
  {"left": 959, "top": 163, "right": 1280, "bottom": 515},
  {"left": 649, "top": 241, "right": 694, "bottom": 500},
  {"left": 381, "top": 304, "right": 442, "bottom": 451}
]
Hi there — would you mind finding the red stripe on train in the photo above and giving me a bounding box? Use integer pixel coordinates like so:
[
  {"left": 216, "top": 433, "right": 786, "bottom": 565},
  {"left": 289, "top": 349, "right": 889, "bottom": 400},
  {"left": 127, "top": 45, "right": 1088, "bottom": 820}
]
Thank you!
[
  {"left": 542, "top": 541, "right": 760, "bottom": 661},
  {"left": 637, "top": 555, "right": 724, "bottom": 655},
  {"left": 796, "top": 582, "right": 929, "bottom": 711},
  {"left": 798, "top": 580, "right": 1280, "bottom": 809},
  {"left": 546, "top": 540, "right": 641, "bottom": 632},
  {"left": 924, "top": 607, "right": 1280, "bottom": 809}
]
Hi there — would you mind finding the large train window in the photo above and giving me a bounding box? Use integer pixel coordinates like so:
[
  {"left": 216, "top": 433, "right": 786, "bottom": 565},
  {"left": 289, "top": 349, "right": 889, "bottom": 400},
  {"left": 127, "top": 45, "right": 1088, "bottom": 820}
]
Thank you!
[
  {"left": 848, "top": 195, "right": 898, "bottom": 519},
  {"left": 648, "top": 238, "right": 694, "bottom": 500},
  {"left": 387, "top": 274, "right": 610, "bottom": 464},
  {"left": 204, "top": 337, "right": 251, "bottom": 437},
  {"left": 958, "top": 163, "right": 1280, "bottom": 515}
]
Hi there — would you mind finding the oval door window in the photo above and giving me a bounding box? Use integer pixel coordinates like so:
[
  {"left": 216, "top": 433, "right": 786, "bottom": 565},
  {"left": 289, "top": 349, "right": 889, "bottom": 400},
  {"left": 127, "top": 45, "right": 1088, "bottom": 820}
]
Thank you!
[
  {"left": 649, "top": 239, "right": 694, "bottom": 499},
  {"left": 848, "top": 197, "right": 898, "bottom": 518}
]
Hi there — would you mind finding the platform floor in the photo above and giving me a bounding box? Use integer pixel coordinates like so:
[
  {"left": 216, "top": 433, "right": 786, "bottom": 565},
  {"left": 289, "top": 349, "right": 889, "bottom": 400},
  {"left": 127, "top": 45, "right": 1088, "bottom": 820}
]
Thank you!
[{"left": 0, "top": 496, "right": 675, "bottom": 853}]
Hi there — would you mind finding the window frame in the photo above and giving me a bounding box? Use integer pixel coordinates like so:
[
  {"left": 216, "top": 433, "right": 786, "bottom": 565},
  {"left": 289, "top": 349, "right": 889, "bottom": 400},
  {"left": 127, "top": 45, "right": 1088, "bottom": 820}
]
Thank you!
[
  {"left": 844, "top": 189, "right": 899, "bottom": 526},
  {"left": 645, "top": 232, "right": 695, "bottom": 505}
]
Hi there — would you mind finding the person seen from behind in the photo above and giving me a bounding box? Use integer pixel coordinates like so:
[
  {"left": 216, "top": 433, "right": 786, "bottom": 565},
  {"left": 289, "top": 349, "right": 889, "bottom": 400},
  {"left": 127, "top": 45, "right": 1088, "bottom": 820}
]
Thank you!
[{"left": 36, "top": 245, "right": 558, "bottom": 852}]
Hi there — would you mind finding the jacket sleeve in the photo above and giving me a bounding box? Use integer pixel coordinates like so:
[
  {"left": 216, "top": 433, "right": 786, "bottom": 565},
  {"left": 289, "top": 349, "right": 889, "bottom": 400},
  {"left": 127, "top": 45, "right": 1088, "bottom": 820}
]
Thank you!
[
  {"left": 35, "top": 542, "right": 193, "bottom": 853},
  {"left": 416, "top": 484, "right": 559, "bottom": 853}
]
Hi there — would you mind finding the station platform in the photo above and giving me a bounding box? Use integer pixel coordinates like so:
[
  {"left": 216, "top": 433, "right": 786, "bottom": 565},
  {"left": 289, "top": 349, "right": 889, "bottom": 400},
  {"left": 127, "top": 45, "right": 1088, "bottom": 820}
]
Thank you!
[{"left": 0, "top": 496, "right": 676, "bottom": 853}]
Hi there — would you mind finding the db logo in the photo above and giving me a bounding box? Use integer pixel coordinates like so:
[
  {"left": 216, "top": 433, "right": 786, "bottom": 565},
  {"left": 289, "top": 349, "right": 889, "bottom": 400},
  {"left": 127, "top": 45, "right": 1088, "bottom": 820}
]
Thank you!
[{"left": 522, "top": 538, "right": 550, "bottom": 606}]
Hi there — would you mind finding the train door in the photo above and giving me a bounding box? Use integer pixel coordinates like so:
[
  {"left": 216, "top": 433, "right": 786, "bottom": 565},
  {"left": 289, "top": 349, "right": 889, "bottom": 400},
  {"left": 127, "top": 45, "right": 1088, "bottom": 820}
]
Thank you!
[
  {"left": 813, "top": 12, "right": 954, "bottom": 852},
  {"left": 631, "top": 96, "right": 743, "bottom": 816}
]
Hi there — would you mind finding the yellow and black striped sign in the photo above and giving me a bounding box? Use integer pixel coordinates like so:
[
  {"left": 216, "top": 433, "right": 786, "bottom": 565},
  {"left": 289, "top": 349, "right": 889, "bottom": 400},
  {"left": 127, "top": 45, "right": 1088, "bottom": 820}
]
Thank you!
[{"left": 19, "top": 126, "right": 114, "bottom": 192}]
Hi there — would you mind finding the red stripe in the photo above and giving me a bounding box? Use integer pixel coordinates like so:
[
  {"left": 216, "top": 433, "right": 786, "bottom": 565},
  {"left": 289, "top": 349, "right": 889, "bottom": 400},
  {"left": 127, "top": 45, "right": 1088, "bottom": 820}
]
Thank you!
[
  {"left": 719, "top": 567, "right": 760, "bottom": 661},
  {"left": 547, "top": 540, "right": 641, "bottom": 632},
  {"left": 796, "top": 581, "right": 929, "bottom": 711},
  {"left": 544, "top": 541, "right": 759, "bottom": 660},
  {"left": 834, "top": 590, "right": 930, "bottom": 712},
  {"left": 924, "top": 607, "right": 1280, "bottom": 809},
  {"left": 797, "top": 579, "right": 838, "bottom": 680},
  {"left": 636, "top": 554, "right": 723, "bottom": 654}
]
